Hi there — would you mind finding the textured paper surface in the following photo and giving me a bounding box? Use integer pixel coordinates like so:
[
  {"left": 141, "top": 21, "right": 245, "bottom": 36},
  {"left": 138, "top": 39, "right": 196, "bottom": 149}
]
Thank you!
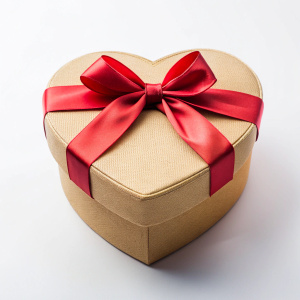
[
  {"left": 45, "top": 49, "right": 261, "bottom": 225},
  {"left": 59, "top": 153, "right": 252, "bottom": 264}
]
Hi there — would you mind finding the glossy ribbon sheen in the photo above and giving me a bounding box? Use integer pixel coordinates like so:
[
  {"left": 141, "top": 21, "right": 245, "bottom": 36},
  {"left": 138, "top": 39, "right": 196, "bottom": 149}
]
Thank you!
[{"left": 43, "top": 51, "right": 263, "bottom": 197}]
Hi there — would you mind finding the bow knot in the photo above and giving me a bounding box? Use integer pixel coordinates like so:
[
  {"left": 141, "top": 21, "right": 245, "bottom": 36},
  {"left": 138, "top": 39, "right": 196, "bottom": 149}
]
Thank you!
[{"left": 145, "top": 83, "right": 162, "bottom": 106}]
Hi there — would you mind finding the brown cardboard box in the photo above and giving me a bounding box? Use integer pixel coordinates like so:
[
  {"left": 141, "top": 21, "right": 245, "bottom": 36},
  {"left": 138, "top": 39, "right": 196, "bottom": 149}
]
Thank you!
[{"left": 44, "top": 49, "right": 262, "bottom": 264}]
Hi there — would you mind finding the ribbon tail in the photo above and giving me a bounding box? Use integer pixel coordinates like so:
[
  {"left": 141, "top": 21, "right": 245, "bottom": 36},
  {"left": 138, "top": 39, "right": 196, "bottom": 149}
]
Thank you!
[
  {"left": 183, "top": 89, "right": 264, "bottom": 138},
  {"left": 66, "top": 91, "right": 145, "bottom": 197},
  {"left": 43, "top": 85, "right": 114, "bottom": 135},
  {"left": 161, "top": 97, "right": 235, "bottom": 196},
  {"left": 43, "top": 85, "right": 115, "bottom": 118}
]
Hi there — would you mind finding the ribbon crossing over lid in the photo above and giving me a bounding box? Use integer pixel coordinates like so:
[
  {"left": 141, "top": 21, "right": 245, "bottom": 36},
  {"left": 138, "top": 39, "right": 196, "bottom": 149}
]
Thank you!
[{"left": 43, "top": 51, "right": 263, "bottom": 197}]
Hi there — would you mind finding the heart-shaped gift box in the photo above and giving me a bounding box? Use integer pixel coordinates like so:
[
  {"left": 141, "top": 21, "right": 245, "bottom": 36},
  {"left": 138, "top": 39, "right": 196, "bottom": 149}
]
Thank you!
[{"left": 43, "top": 49, "right": 263, "bottom": 264}]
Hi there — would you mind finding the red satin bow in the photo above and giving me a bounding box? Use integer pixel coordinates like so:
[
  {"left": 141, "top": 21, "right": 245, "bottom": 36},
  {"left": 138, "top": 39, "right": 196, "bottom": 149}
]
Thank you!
[{"left": 43, "top": 51, "right": 263, "bottom": 197}]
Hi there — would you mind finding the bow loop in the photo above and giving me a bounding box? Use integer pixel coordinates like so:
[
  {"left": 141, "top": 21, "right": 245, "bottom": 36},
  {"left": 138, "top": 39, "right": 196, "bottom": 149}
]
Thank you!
[
  {"left": 162, "top": 51, "right": 216, "bottom": 98},
  {"left": 80, "top": 55, "right": 145, "bottom": 96}
]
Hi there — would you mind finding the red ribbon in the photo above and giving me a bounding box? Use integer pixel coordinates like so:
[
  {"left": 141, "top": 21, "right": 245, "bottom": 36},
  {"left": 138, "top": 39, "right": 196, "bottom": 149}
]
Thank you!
[{"left": 43, "top": 51, "right": 263, "bottom": 197}]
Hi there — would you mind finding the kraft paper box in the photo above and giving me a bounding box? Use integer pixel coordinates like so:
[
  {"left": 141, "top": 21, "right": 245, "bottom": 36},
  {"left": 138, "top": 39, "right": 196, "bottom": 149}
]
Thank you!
[{"left": 43, "top": 49, "right": 263, "bottom": 265}]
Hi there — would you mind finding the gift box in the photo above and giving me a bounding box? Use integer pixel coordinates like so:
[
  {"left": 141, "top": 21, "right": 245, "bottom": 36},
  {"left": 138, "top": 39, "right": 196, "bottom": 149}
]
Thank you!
[{"left": 43, "top": 49, "right": 263, "bottom": 264}]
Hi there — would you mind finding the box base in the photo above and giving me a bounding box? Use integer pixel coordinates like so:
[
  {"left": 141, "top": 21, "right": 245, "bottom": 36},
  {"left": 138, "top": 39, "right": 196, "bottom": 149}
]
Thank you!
[{"left": 59, "top": 154, "right": 252, "bottom": 265}]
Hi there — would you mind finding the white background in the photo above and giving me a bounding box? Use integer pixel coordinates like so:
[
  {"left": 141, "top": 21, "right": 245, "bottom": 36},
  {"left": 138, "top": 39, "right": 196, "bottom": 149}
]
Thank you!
[{"left": 1, "top": 0, "right": 299, "bottom": 299}]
